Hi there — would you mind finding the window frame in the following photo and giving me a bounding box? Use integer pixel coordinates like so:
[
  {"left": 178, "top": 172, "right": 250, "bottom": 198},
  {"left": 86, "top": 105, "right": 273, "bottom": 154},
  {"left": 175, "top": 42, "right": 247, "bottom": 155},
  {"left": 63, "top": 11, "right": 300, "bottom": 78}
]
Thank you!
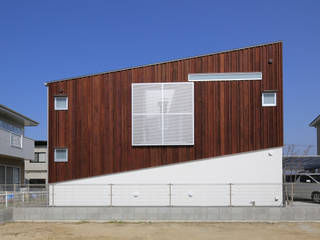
[
  {"left": 54, "top": 96, "right": 68, "bottom": 110},
  {"left": 0, "top": 164, "right": 21, "bottom": 185},
  {"left": 10, "top": 132, "right": 23, "bottom": 149},
  {"left": 0, "top": 119, "right": 23, "bottom": 135},
  {"left": 32, "top": 152, "right": 47, "bottom": 163},
  {"left": 262, "top": 91, "right": 277, "bottom": 107},
  {"left": 188, "top": 72, "right": 262, "bottom": 82},
  {"left": 54, "top": 148, "right": 68, "bottom": 162}
]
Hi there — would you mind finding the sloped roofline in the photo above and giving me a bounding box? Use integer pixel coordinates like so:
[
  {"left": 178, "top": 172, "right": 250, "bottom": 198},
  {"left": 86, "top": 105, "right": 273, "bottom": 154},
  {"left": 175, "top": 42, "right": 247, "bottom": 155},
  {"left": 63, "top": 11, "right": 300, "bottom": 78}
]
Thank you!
[
  {"left": 45, "top": 41, "right": 283, "bottom": 86},
  {"left": 0, "top": 104, "right": 39, "bottom": 126},
  {"left": 310, "top": 114, "right": 320, "bottom": 127}
]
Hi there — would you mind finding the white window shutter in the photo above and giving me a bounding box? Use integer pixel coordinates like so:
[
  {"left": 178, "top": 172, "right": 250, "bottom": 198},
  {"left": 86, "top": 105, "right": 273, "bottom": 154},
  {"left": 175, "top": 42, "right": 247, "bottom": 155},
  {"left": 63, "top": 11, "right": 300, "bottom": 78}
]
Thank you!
[{"left": 132, "top": 82, "right": 194, "bottom": 146}]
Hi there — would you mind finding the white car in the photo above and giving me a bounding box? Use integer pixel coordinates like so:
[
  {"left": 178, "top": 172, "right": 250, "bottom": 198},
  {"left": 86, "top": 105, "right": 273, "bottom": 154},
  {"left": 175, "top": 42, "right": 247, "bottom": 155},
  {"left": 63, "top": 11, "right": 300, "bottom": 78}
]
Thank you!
[{"left": 285, "top": 173, "right": 320, "bottom": 203}]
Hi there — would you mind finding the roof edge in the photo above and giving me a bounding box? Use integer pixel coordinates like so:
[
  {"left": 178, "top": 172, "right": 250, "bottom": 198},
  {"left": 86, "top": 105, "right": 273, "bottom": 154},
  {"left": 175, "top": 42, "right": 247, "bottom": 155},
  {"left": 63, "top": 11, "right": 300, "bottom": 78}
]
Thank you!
[
  {"left": 310, "top": 114, "right": 320, "bottom": 127},
  {"left": 0, "top": 104, "right": 39, "bottom": 126},
  {"left": 45, "top": 41, "right": 283, "bottom": 85}
]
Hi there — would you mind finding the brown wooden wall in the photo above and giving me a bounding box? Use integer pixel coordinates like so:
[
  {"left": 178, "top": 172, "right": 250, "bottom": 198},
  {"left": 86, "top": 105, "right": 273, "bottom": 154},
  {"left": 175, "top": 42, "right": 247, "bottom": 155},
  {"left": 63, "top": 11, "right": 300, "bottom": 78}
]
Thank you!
[{"left": 47, "top": 42, "right": 283, "bottom": 183}]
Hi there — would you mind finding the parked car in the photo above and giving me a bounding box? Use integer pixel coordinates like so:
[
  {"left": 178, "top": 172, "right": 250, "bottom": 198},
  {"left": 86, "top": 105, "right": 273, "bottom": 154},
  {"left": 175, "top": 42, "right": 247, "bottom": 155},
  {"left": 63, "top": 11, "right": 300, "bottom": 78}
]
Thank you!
[{"left": 285, "top": 173, "right": 320, "bottom": 203}]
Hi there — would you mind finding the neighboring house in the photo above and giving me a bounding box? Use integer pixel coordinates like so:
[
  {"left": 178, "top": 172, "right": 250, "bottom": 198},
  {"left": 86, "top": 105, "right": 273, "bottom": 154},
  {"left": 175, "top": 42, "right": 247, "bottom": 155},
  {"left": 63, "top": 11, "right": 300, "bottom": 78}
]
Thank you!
[
  {"left": 309, "top": 114, "right": 320, "bottom": 155},
  {"left": 24, "top": 140, "right": 48, "bottom": 184},
  {"left": 283, "top": 115, "right": 320, "bottom": 174},
  {"left": 0, "top": 105, "right": 38, "bottom": 187},
  {"left": 45, "top": 42, "right": 283, "bottom": 206}
]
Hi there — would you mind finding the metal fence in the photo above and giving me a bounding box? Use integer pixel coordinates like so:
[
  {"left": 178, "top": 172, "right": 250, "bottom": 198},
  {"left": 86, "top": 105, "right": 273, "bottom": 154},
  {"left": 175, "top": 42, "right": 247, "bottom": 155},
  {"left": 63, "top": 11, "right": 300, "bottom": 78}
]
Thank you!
[
  {"left": 0, "top": 183, "right": 318, "bottom": 208},
  {"left": 0, "top": 184, "right": 48, "bottom": 208}
]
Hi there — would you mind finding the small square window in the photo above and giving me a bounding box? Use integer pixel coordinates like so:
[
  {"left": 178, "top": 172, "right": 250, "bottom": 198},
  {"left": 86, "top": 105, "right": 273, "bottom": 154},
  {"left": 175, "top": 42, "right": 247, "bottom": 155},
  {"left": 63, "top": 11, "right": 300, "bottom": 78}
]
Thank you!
[
  {"left": 54, "top": 96, "right": 68, "bottom": 110},
  {"left": 262, "top": 92, "right": 276, "bottom": 106},
  {"left": 54, "top": 148, "right": 68, "bottom": 162}
]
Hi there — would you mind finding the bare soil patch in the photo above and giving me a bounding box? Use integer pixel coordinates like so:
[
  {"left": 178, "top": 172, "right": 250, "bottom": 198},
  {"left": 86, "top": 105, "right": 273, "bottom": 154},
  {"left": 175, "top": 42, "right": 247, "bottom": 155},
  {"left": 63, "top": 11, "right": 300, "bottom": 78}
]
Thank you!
[{"left": 0, "top": 222, "right": 320, "bottom": 240}]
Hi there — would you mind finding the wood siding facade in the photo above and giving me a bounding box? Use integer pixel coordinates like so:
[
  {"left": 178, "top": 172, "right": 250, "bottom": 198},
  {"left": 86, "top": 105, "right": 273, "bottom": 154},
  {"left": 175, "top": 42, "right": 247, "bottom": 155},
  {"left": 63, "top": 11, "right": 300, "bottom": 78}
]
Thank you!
[{"left": 47, "top": 42, "right": 283, "bottom": 183}]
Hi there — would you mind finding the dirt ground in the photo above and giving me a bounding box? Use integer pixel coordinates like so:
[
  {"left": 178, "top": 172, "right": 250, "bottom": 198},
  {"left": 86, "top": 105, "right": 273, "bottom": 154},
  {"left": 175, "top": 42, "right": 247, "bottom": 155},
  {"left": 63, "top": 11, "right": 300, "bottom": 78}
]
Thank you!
[{"left": 1, "top": 222, "right": 320, "bottom": 240}]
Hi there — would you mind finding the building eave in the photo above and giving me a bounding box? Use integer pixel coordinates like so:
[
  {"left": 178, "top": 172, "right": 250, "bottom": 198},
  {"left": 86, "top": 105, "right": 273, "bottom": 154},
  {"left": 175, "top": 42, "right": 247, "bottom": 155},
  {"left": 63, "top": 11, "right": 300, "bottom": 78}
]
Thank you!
[{"left": 0, "top": 104, "right": 39, "bottom": 126}]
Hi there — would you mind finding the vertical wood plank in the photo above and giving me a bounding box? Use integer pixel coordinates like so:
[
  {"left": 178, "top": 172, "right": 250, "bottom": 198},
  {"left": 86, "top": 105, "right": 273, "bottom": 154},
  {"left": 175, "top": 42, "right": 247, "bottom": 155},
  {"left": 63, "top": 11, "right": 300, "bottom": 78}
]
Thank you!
[{"left": 48, "top": 43, "right": 283, "bottom": 183}]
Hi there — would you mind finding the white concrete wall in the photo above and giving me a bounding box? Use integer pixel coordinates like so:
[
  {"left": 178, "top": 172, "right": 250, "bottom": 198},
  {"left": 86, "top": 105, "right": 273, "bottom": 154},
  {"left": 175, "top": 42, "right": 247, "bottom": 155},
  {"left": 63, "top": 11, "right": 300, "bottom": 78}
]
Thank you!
[
  {"left": 50, "top": 147, "right": 283, "bottom": 206},
  {"left": 50, "top": 184, "right": 110, "bottom": 206},
  {"left": 25, "top": 171, "right": 47, "bottom": 179}
]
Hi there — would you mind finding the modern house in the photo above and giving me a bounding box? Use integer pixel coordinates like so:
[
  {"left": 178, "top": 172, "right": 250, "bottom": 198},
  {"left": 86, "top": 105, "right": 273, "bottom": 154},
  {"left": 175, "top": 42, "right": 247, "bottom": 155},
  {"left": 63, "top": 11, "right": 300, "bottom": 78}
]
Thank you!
[
  {"left": 24, "top": 140, "right": 48, "bottom": 184},
  {"left": 0, "top": 105, "right": 38, "bottom": 187},
  {"left": 46, "top": 42, "right": 283, "bottom": 206},
  {"left": 310, "top": 114, "right": 320, "bottom": 155}
]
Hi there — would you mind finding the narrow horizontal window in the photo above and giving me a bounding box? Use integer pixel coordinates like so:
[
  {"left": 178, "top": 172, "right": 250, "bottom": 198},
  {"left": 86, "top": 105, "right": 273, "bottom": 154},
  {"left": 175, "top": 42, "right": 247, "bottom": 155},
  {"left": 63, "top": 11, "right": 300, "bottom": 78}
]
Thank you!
[
  {"left": 262, "top": 92, "right": 277, "bottom": 106},
  {"left": 54, "top": 148, "right": 68, "bottom": 162},
  {"left": 0, "top": 120, "right": 23, "bottom": 135},
  {"left": 54, "top": 96, "right": 68, "bottom": 110},
  {"left": 132, "top": 82, "right": 194, "bottom": 146},
  {"left": 188, "top": 72, "right": 262, "bottom": 82}
]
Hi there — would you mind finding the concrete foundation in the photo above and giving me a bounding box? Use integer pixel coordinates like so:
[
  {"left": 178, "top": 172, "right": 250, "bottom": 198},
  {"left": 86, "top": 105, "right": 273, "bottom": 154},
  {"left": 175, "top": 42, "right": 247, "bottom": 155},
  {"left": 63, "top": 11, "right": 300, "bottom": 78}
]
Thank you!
[
  {"left": 0, "top": 208, "right": 13, "bottom": 223},
  {"left": 1, "top": 206, "right": 319, "bottom": 222}
]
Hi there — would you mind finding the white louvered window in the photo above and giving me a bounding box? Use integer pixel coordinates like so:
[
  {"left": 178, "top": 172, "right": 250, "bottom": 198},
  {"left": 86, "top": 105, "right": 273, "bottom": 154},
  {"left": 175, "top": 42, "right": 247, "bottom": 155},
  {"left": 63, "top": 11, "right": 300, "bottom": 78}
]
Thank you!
[{"left": 132, "top": 82, "right": 194, "bottom": 146}]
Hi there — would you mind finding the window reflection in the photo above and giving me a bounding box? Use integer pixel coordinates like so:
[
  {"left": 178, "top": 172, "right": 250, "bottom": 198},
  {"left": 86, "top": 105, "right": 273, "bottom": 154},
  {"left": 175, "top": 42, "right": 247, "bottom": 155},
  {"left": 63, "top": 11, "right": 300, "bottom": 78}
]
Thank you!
[{"left": 0, "top": 120, "right": 23, "bottom": 135}]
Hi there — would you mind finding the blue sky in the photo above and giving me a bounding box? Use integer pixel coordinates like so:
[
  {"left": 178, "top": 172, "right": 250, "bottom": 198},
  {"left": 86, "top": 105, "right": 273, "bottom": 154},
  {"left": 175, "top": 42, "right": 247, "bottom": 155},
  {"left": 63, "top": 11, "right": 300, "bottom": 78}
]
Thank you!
[{"left": 0, "top": 1, "right": 319, "bottom": 153}]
